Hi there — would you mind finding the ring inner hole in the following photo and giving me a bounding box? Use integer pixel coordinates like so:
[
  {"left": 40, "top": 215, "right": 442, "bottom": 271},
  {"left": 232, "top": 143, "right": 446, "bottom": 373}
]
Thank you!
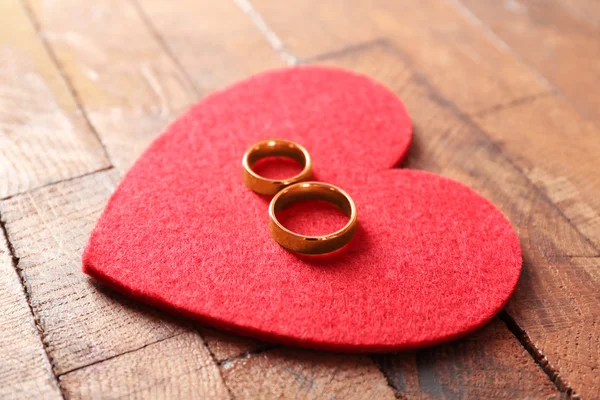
[
  {"left": 274, "top": 188, "right": 352, "bottom": 236},
  {"left": 249, "top": 144, "right": 306, "bottom": 180},
  {"left": 275, "top": 200, "right": 350, "bottom": 236}
]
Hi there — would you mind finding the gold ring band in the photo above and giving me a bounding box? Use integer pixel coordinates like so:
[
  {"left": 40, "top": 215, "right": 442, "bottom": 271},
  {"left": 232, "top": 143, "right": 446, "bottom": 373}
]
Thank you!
[
  {"left": 242, "top": 139, "right": 312, "bottom": 195},
  {"left": 269, "top": 182, "right": 358, "bottom": 254}
]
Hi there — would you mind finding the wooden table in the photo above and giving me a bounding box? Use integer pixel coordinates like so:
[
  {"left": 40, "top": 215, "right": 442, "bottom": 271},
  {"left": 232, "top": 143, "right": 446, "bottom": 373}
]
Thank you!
[{"left": 1, "top": 0, "right": 598, "bottom": 398}]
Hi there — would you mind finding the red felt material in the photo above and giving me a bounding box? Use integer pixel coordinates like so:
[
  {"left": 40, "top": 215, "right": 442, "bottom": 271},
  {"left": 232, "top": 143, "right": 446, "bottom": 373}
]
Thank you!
[{"left": 83, "top": 66, "right": 521, "bottom": 352}]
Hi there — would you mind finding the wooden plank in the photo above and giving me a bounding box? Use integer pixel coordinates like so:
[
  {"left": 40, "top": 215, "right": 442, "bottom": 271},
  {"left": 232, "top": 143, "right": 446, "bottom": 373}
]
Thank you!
[
  {"left": 506, "top": 256, "right": 600, "bottom": 399},
  {"left": 0, "top": 230, "right": 62, "bottom": 400},
  {"left": 26, "top": 0, "right": 197, "bottom": 172},
  {"left": 316, "top": 42, "right": 595, "bottom": 396},
  {"left": 137, "top": 0, "right": 284, "bottom": 91},
  {"left": 472, "top": 95, "right": 600, "bottom": 249},
  {"left": 61, "top": 331, "right": 230, "bottom": 400},
  {"left": 221, "top": 348, "right": 395, "bottom": 400},
  {"left": 375, "top": 318, "right": 559, "bottom": 399},
  {"left": 249, "top": 0, "right": 550, "bottom": 115},
  {"left": 0, "top": 170, "right": 188, "bottom": 374},
  {"left": 0, "top": 0, "right": 109, "bottom": 198},
  {"left": 460, "top": 0, "right": 600, "bottom": 127}
]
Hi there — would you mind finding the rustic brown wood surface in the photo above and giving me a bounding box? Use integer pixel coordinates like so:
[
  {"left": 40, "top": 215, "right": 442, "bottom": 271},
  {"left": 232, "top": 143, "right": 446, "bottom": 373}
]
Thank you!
[{"left": 0, "top": 0, "right": 598, "bottom": 399}]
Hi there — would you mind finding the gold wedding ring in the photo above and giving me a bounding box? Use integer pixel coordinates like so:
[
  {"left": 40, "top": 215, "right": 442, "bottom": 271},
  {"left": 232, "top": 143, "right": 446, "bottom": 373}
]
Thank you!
[
  {"left": 269, "top": 182, "right": 358, "bottom": 254},
  {"left": 242, "top": 139, "right": 312, "bottom": 195}
]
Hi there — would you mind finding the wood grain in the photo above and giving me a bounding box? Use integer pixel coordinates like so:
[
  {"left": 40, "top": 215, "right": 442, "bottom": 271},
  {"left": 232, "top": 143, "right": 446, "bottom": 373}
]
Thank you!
[
  {"left": 375, "top": 318, "right": 560, "bottom": 399},
  {"left": 138, "top": 0, "right": 285, "bottom": 88},
  {"left": 0, "top": 170, "right": 188, "bottom": 374},
  {"left": 460, "top": 0, "right": 600, "bottom": 127},
  {"left": 0, "top": 0, "right": 109, "bottom": 198},
  {"left": 0, "top": 230, "right": 62, "bottom": 400},
  {"left": 557, "top": 0, "right": 600, "bottom": 30},
  {"left": 221, "top": 348, "right": 395, "bottom": 400},
  {"left": 316, "top": 42, "right": 595, "bottom": 397},
  {"left": 473, "top": 95, "right": 600, "bottom": 250},
  {"left": 61, "top": 331, "right": 230, "bottom": 400},
  {"left": 137, "top": 0, "right": 284, "bottom": 90},
  {"left": 250, "top": 0, "right": 550, "bottom": 115},
  {"left": 26, "top": 0, "right": 197, "bottom": 172},
  {"left": 506, "top": 256, "right": 600, "bottom": 399}
]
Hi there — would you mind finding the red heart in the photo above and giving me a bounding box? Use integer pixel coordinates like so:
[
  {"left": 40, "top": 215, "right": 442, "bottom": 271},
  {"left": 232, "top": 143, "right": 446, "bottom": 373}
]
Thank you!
[{"left": 83, "top": 67, "right": 521, "bottom": 351}]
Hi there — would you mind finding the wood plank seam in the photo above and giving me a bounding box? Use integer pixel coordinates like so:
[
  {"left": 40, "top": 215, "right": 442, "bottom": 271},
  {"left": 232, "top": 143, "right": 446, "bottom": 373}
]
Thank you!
[
  {"left": 0, "top": 165, "right": 114, "bottom": 202},
  {"left": 56, "top": 325, "right": 275, "bottom": 387},
  {"left": 128, "top": 0, "right": 203, "bottom": 97},
  {"left": 370, "top": 355, "right": 407, "bottom": 400},
  {"left": 58, "top": 330, "right": 231, "bottom": 399},
  {"left": 451, "top": 0, "right": 600, "bottom": 133},
  {"left": 302, "top": 37, "right": 557, "bottom": 122},
  {"left": 197, "top": 333, "right": 237, "bottom": 400},
  {"left": 499, "top": 310, "right": 577, "bottom": 397},
  {"left": 464, "top": 123, "right": 600, "bottom": 257},
  {"left": 234, "top": 0, "right": 297, "bottom": 65},
  {"left": 215, "top": 343, "right": 279, "bottom": 369},
  {"left": 0, "top": 216, "right": 65, "bottom": 399},
  {"left": 300, "top": 37, "right": 390, "bottom": 65},
  {"left": 19, "top": 0, "right": 114, "bottom": 168},
  {"left": 471, "top": 91, "right": 557, "bottom": 118},
  {"left": 57, "top": 332, "right": 185, "bottom": 378}
]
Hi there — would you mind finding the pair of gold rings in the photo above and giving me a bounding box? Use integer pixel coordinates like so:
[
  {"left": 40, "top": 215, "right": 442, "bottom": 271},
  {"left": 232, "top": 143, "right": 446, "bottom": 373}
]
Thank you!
[{"left": 242, "top": 139, "right": 358, "bottom": 254}]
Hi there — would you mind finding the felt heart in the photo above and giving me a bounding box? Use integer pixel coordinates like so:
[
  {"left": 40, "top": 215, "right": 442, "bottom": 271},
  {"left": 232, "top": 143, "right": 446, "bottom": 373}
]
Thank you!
[{"left": 83, "top": 67, "right": 521, "bottom": 351}]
